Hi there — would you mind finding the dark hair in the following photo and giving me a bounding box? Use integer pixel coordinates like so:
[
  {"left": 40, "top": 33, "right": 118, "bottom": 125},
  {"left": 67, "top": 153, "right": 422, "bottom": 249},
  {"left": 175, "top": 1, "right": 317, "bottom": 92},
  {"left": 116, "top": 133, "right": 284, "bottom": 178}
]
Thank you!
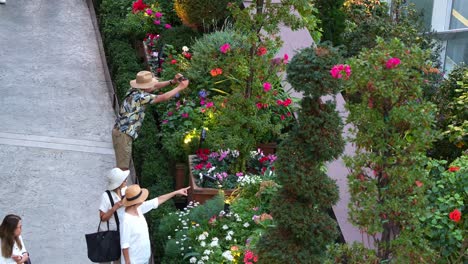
[{"left": 0, "top": 214, "right": 22, "bottom": 258}]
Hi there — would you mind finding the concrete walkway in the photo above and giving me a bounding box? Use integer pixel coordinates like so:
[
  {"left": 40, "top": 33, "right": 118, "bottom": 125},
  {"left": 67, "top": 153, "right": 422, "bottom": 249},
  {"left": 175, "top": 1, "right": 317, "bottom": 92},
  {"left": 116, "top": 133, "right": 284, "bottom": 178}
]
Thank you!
[{"left": 0, "top": 0, "right": 115, "bottom": 263}]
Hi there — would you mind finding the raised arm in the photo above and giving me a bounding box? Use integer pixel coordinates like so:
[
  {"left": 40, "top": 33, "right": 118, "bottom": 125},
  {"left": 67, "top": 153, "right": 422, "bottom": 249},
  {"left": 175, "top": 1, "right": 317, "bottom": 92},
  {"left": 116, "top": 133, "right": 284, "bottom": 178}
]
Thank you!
[{"left": 152, "top": 79, "right": 189, "bottom": 103}]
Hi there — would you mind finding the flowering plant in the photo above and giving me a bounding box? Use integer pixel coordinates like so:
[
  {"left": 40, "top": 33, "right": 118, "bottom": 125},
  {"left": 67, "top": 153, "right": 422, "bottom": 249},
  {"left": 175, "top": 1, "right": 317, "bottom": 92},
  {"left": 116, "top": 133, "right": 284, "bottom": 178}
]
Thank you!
[
  {"left": 124, "top": 1, "right": 171, "bottom": 41},
  {"left": 421, "top": 156, "right": 467, "bottom": 262},
  {"left": 191, "top": 149, "right": 276, "bottom": 189},
  {"left": 158, "top": 172, "right": 279, "bottom": 264}
]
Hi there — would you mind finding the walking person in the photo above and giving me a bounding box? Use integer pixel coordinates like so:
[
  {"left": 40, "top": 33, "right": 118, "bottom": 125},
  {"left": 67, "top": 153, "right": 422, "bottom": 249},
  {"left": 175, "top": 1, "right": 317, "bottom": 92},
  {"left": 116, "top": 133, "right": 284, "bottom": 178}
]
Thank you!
[
  {"left": 0, "top": 214, "right": 29, "bottom": 264},
  {"left": 120, "top": 184, "right": 190, "bottom": 264},
  {"left": 98, "top": 168, "right": 130, "bottom": 264},
  {"left": 112, "top": 71, "right": 189, "bottom": 170}
]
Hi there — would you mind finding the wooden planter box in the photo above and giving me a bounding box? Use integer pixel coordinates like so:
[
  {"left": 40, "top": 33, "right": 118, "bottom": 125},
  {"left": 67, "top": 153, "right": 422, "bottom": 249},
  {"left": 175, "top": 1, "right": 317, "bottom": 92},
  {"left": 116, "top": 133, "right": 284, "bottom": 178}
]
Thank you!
[{"left": 188, "top": 155, "right": 234, "bottom": 204}]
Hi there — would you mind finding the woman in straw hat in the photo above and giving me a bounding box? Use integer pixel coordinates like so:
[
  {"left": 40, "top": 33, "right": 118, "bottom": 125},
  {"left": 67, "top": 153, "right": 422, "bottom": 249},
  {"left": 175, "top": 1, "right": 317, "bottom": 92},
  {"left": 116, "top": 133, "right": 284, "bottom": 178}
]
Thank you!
[
  {"left": 98, "top": 168, "right": 130, "bottom": 263},
  {"left": 120, "top": 184, "right": 190, "bottom": 264},
  {"left": 0, "top": 214, "right": 30, "bottom": 264},
  {"left": 112, "top": 71, "right": 189, "bottom": 171}
]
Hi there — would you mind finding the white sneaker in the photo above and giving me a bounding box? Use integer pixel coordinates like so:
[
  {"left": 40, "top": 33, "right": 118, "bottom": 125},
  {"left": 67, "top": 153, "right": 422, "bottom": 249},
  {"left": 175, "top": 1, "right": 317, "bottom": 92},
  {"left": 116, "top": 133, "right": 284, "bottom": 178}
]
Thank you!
[{"left": 0, "top": 0, "right": 6, "bottom": 4}]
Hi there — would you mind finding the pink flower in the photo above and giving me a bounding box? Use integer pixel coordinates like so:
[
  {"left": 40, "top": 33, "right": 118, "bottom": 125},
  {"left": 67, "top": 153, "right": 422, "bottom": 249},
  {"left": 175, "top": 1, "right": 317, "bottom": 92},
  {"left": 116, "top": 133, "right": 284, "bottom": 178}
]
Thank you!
[
  {"left": 257, "top": 46, "right": 267, "bottom": 56},
  {"left": 146, "top": 9, "right": 153, "bottom": 15},
  {"left": 167, "top": 111, "right": 173, "bottom": 116},
  {"left": 171, "top": 59, "right": 177, "bottom": 64},
  {"left": 256, "top": 102, "right": 263, "bottom": 109},
  {"left": 330, "top": 64, "right": 351, "bottom": 79},
  {"left": 164, "top": 24, "right": 172, "bottom": 29},
  {"left": 181, "top": 113, "right": 189, "bottom": 118},
  {"left": 280, "top": 115, "right": 285, "bottom": 120},
  {"left": 283, "top": 53, "right": 289, "bottom": 64},
  {"left": 220, "top": 43, "right": 231, "bottom": 54},
  {"left": 153, "top": 20, "right": 161, "bottom": 25},
  {"left": 263, "top": 82, "right": 272, "bottom": 92},
  {"left": 154, "top": 12, "right": 162, "bottom": 18},
  {"left": 205, "top": 102, "right": 214, "bottom": 108},
  {"left": 162, "top": 119, "right": 168, "bottom": 124},
  {"left": 385, "top": 57, "right": 401, "bottom": 69}
]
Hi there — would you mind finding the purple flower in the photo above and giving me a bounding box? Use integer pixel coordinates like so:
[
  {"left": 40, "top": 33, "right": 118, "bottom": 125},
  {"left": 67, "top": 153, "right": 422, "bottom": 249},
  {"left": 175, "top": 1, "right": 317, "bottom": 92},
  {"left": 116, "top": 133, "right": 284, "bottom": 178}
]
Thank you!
[
  {"left": 198, "top": 90, "right": 207, "bottom": 98},
  {"left": 181, "top": 113, "right": 189, "bottom": 118},
  {"left": 205, "top": 102, "right": 214, "bottom": 108},
  {"left": 167, "top": 111, "right": 173, "bottom": 116},
  {"left": 146, "top": 9, "right": 153, "bottom": 15},
  {"left": 153, "top": 20, "right": 161, "bottom": 25},
  {"left": 165, "top": 24, "right": 172, "bottom": 29},
  {"left": 236, "top": 172, "right": 244, "bottom": 177},
  {"left": 155, "top": 12, "right": 163, "bottom": 18},
  {"left": 162, "top": 119, "right": 169, "bottom": 124}
]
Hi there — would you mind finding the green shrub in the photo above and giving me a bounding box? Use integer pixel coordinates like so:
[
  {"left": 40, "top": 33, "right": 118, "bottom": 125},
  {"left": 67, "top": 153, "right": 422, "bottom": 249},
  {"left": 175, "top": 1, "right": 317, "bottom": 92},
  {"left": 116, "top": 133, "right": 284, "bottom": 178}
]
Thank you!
[
  {"left": 157, "top": 25, "right": 202, "bottom": 53},
  {"left": 421, "top": 157, "right": 467, "bottom": 263},
  {"left": 315, "top": 0, "right": 345, "bottom": 45},
  {"left": 174, "top": 0, "right": 240, "bottom": 32},
  {"left": 342, "top": 38, "right": 437, "bottom": 262}
]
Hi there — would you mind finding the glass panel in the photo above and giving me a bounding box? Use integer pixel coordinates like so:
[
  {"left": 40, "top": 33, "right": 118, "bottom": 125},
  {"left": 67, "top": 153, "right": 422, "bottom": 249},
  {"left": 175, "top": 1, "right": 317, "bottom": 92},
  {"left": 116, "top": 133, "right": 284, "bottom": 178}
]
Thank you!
[
  {"left": 408, "top": 0, "right": 434, "bottom": 30},
  {"left": 444, "top": 31, "right": 468, "bottom": 73},
  {"left": 450, "top": 0, "right": 468, "bottom": 29}
]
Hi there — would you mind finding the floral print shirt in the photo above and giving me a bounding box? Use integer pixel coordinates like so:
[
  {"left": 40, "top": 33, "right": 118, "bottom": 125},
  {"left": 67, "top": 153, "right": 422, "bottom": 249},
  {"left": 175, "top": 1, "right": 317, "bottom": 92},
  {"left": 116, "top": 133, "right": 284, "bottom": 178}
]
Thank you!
[{"left": 115, "top": 88, "right": 157, "bottom": 139}]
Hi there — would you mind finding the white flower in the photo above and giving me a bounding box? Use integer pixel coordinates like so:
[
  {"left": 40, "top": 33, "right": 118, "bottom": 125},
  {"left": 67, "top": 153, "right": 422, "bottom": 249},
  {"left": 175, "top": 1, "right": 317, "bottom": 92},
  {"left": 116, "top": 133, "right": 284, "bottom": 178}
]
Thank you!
[
  {"left": 226, "top": 235, "right": 232, "bottom": 241},
  {"left": 203, "top": 249, "right": 212, "bottom": 255},
  {"left": 222, "top": 250, "right": 234, "bottom": 261},
  {"left": 182, "top": 46, "right": 189, "bottom": 52},
  {"left": 228, "top": 230, "right": 234, "bottom": 236},
  {"left": 201, "top": 256, "right": 209, "bottom": 261},
  {"left": 198, "top": 234, "right": 206, "bottom": 241},
  {"left": 210, "top": 237, "right": 219, "bottom": 247},
  {"left": 243, "top": 222, "right": 250, "bottom": 228},
  {"left": 200, "top": 241, "right": 206, "bottom": 247},
  {"left": 189, "top": 257, "right": 197, "bottom": 263},
  {"left": 181, "top": 247, "right": 184, "bottom": 250},
  {"left": 152, "top": 51, "right": 159, "bottom": 57},
  {"left": 197, "top": 261, "right": 205, "bottom": 264},
  {"left": 222, "top": 225, "right": 229, "bottom": 230},
  {"left": 176, "top": 241, "right": 179, "bottom": 244}
]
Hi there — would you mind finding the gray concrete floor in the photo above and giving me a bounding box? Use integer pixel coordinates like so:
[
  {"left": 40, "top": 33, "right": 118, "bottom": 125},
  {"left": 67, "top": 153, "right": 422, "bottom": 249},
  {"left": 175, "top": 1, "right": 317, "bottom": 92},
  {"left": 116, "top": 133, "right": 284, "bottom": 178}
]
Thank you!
[{"left": 0, "top": 0, "right": 116, "bottom": 263}]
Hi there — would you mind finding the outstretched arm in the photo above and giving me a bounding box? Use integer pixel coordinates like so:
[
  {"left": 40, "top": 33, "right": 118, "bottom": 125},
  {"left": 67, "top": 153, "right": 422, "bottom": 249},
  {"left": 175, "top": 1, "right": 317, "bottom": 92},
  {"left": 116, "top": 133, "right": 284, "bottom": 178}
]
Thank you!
[
  {"left": 152, "top": 79, "right": 189, "bottom": 103},
  {"left": 157, "top": 186, "right": 191, "bottom": 205}
]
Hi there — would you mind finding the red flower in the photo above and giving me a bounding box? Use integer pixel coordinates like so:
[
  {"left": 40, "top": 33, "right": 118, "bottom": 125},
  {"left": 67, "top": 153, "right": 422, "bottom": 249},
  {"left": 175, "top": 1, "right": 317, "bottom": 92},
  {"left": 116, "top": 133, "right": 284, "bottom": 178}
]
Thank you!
[
  {"left": 280, "top": 115, "right": 285, "bottom": 120},
  {"left": 256, "top": 102, "right": 263, "bottom": 109},
  {"left": 449, "top": 209, "right": 462, "bottom": 222},
  {"left": 282, "top": 98, "right": 292, "bottom": 107},
  {"left": 259, "top": 157, "right": 269, "bottom": 163},
  {"left": 257, "top": 46, "right": 267, "bottom": 56},
  {"left": 449, "top": 166, "right": 460, "bottom": 172},
  {"left": 132, "top": 0, "right": 148, "bottom": 13},
  {"left": 183, "top": 52, "right": 192, "bottom": 59},
  {"left": 171, "top": 59, "right": 177, "bottom": 64},
  {"left": 194, "top": 163, "right": 204, "bottom": 170}
]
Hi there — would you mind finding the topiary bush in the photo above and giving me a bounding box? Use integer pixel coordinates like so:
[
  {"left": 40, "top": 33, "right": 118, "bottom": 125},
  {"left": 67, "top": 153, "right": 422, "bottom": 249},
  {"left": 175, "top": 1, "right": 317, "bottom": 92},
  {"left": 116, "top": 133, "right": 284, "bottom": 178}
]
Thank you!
[{"left": 256, "top": 43, "right": 345, "bottom": 263}]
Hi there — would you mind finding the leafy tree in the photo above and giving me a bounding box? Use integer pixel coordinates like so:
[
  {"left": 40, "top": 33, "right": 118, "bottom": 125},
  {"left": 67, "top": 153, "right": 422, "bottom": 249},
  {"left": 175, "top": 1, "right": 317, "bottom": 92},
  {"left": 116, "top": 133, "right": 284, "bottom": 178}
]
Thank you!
[
  {"left": 341, "top": 38, "right": 437, "bottom": 262},
  {"left": 256, "top": 43, "right": 345, "bottom": 263}
]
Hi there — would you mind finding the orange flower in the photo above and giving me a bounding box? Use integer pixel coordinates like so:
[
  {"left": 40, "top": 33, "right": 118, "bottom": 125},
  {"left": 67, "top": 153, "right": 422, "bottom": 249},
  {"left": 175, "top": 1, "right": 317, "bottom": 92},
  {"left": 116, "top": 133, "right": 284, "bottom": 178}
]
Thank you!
[{"left": 210, "top": 68, "right": 223, "bottom": 77}]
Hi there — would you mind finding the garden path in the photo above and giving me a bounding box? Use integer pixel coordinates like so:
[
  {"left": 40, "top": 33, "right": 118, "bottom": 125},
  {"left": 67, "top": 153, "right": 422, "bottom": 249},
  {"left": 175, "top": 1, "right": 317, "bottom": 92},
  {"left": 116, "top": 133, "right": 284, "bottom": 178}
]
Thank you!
[{"left": 0, "top": 0, "right": 116, "bottom": 263}]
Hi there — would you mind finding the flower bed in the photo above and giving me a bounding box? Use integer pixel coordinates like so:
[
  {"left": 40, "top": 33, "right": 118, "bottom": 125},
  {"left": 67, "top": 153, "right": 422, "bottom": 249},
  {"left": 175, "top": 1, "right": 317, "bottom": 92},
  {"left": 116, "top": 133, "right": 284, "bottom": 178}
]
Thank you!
[{"left": 188, "top": 149, "right": 276, "bottom": 204}]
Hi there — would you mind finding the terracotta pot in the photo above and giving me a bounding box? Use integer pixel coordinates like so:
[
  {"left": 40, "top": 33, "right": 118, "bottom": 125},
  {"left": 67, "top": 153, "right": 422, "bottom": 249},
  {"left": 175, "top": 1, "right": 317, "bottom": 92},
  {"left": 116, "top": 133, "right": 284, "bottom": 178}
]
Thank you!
[{"left": 188, "top": 155, "right": 233, "bottom": 204}]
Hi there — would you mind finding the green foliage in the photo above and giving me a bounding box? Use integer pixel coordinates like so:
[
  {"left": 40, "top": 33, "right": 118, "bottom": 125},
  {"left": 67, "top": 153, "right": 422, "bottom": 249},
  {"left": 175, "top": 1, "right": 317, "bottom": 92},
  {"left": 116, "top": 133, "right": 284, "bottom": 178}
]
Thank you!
[
  {"left": 256, "top": 44, "right": 344, "bottom": 262},
  {"left": 430, "top": 65, "right": 468, "bottom": 162},
  {"left": 157, "top": 25, "right": 201, "bottom": 52},
  {"left": 343, "top": 38, "right": 437, "bottom": 261},
  {"left": 342, "top": 0, "right": 442, "bottom": 68},
  {"left": 158, "top": 0, "right": 182, "bottom": 27},
  {"left": 286, "top": 43, "right": 344, "bottom": 98},
  {"left": 421, "top": 157, "right": 467, "bottom": 263},
  {"left": 315, "top": 0, "right": 345, "bottom": 45},
  {"left": 325, "top": 242, "right": 378, "bottom": 264},
  {"left": 173, "top": 0, "right": 240, "bottom": 32}
]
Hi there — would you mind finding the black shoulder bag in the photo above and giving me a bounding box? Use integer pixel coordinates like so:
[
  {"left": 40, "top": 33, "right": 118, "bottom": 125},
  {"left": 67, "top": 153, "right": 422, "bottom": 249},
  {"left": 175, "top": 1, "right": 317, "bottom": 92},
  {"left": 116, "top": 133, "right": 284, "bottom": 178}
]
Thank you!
[{"left": 85, "top": 191, "right": 121, "bottom": 262}]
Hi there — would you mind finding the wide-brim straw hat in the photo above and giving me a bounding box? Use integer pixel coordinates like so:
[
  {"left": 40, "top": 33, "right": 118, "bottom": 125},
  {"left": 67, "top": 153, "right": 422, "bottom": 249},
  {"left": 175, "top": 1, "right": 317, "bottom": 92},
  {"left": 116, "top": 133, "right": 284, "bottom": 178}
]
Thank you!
[
  {"left": 122, "top": 184, "right": 149, "bottom": 207},
  {"left": 107, "top": 168, "right": 130, "bottom": 190},
  {"left": 130, "top": 71, "right": 158, "bottom": 89}
]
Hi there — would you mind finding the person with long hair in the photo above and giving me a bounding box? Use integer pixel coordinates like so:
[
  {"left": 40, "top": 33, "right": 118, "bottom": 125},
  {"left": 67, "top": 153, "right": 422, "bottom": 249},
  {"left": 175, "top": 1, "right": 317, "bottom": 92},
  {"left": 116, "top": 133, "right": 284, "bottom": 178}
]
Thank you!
[{"left": 0, "top": 214, "right": 29, "bottom": 264}]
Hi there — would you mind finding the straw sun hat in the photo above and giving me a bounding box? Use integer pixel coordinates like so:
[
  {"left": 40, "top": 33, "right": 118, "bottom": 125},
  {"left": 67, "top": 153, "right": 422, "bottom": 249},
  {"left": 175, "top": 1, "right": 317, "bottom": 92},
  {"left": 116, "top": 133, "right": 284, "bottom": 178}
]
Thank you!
[
  {"left": 122, "top": 184, "right": 149, "bottom": 207},
  {"left": 129, "top": 71, "right": 158, "bottom": 89},
  {"left": 107, "top": 168, "right": 130, "bottom": 190}
]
